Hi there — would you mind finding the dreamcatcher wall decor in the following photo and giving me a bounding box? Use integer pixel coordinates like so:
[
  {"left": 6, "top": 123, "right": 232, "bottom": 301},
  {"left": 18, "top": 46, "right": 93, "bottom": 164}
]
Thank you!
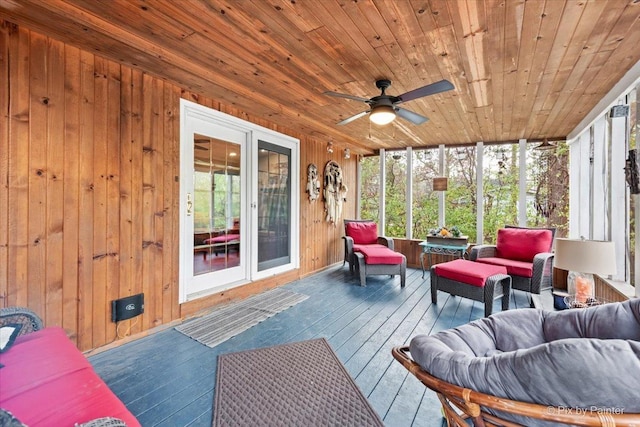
[
  {"left": 323, "top": 160, "right": 348, "bottom": 225},
  {"left": 306, "top": 163, "right": 321, "bottom": 202}
]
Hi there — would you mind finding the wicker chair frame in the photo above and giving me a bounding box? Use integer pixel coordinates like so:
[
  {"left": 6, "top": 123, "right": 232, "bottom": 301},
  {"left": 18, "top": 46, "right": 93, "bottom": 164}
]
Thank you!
[
  {"left": 469, "top": 245, "right": 554, "bottom": 295},
  {"left": 469, "top": 226, "right": 555, "bottom": 295},
  {"left": 342, "top": 219, "right": 394, "bottom": 274},
  {"left": 77, "top": 417, "right": 128, "bottom": 427},
  {"left": 0, "top": 306, "right": 43, "bottom": 336},
  {"left": 431, "top": 267, "right": 511, "bottom": 317},
  {"left": 392, "top": 345, "right": 640, "bottom": 427}
]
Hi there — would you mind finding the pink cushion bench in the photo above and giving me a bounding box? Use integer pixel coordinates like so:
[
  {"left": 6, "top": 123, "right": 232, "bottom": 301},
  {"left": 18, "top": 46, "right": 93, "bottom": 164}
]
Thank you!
[
  {"left": 0, "top": 327, "right": 140, "bottom": 426},
  {"left": 354, "top": 246, "right": 406, "bottom": 288},
  {"left": 431, "top": 259, "right": 511, "bottom": 317}
]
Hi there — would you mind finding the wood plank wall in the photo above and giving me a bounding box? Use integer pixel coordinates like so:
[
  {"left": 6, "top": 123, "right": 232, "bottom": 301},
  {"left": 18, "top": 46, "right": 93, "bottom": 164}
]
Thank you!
[
  {"left": 0, "top": 21, "right": 355, "bottom": 351},
  {"left": 393, "top": 239, "right": 423, "bottom": 269},
  {"left": 594, "top": 276, "right": 629, "bottom": 304}
]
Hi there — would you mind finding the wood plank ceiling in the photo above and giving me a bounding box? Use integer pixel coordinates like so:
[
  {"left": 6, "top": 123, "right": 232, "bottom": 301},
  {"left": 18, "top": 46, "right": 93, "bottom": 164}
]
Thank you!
[{"left": 1, "top": 0, "right": 639, "bottom": 154}]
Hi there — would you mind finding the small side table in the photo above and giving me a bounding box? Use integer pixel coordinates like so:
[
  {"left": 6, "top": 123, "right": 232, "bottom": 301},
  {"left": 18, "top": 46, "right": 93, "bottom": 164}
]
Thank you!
[{"left": 419, "top": 241, "right": 469, "bottom": 278}]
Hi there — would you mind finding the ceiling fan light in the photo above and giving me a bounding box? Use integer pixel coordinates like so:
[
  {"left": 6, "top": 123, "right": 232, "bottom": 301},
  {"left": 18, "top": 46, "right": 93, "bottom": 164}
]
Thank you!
[{"left": 369, "top": 105, "right": 396, "bottom": 125}]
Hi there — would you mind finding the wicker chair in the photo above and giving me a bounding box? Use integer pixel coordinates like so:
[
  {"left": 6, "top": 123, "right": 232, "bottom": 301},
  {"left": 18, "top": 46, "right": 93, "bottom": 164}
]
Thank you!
[
  {"left": 0, "top": 306, "right": 43, "bottom": 335},
  {"left": 342, "top": 219, "right": 394, "bottom": 273},
  {"left": 469, "top": 226, "right": 555, "bottom": 294},
  {"left": 393, "top": 299, "right": 640, "bottom": 427},
  {"left": 392, "top": 345, "right": 640, "bottom": 426}
]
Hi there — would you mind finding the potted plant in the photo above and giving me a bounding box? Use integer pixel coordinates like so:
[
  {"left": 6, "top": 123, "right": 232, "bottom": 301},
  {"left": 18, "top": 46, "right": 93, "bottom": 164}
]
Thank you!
[{"left": 427, "top": 226, "right": 468, "bottom": 246}]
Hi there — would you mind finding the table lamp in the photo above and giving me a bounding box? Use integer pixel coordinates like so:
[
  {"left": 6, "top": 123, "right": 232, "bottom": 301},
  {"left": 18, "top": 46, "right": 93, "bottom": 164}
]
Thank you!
[{"left": 554, "top": 238, "right": 616, "bottom": 303}]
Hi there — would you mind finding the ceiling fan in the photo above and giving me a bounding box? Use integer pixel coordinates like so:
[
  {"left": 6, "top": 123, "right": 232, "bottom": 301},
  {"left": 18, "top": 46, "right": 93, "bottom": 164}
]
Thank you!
[{"left": 324, "top": 79, "right": 454, "bottom": 126}]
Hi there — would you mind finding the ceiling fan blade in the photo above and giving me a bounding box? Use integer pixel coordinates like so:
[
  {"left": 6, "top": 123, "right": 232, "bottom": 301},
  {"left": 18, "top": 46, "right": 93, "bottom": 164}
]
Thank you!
[
  {"left": 323, "top": 91, "right": 371, "bottom": 103},
  {"left": 336, "top": 110, "right": 369, "bottom": 125},
  {"left": 396, "top": 107, "right": 429, "bottom": 125},
  {"left": 396, "top": 79, "right": 455, "bottom": 104}
]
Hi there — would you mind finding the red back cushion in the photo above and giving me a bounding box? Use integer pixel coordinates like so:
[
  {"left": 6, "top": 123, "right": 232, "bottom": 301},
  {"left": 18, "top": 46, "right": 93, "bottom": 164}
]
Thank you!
[
  {"left": 496, "top": 228, "right": 553, "bottom": 262},
  {"left": 345, "top": 222, "right": 378, "bottom": 245}
]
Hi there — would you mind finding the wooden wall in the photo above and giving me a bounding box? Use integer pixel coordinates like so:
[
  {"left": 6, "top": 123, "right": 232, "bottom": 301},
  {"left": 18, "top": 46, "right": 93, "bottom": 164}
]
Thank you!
[
  {"left": 0, "top": 21, "right": 356, "bottom": 351},
  {"left": 393, "top": 239, "right": 423, "bottom": 269},
  {"left": 594, "top": 276, "right": 629, "bottom": 303}
]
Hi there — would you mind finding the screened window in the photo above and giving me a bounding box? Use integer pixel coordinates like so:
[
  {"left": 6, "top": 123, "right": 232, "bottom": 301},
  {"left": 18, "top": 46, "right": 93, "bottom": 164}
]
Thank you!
[
  {"left": 358, "top": 142, "right": 568, "bottom": 247},
  {"left": 525, "top": 142, "right": 569, "bottom": 236},
  {"left": 360, "top": 156, "right": 380, "bottom": 222},
  {"left": 411, "top": 148, "right": 440, "bottom": 238},
  {"left": 445, "top": 146, "right": 477, "bottom": 242},
  {"left": 483, "top": 145, "right": 519, "bottom": 243},
  {"left": 384, "top": 151, "right": 407, "bottom": 237}
]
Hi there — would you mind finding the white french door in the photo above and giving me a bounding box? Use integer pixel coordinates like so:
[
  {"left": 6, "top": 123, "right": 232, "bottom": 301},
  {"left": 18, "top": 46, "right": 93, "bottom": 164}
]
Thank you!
[
  {"left": 180, "top": 107, "right": 248, "bottom": 301},
  {"left": 179, "top": 100, "right": 299, "bottom": 303}
]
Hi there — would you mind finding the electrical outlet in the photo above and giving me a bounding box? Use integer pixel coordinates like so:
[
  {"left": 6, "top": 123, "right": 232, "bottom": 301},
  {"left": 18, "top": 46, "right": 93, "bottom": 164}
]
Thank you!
[{"left": 111, "top": 293, "right": 144, "bottom": 322}]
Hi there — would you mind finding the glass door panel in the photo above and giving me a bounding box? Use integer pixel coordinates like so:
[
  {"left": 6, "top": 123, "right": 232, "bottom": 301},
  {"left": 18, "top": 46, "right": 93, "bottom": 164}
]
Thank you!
[
  {"left": 181, "top": 113, "right": 247, "bottom": 302},
  {"left": 257, "top": 141, "right": 291, "bottom": 271},
  {"left": 193, "top": 134, "right": 241, "bottom": 275}
]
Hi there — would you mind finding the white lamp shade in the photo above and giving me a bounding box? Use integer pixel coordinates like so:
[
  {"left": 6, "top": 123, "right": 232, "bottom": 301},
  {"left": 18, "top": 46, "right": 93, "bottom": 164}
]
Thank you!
[
  {"left": 369, "top": 104, "right": 396, "bottom": 125},
  {"left": 554, "top": 238, "right": 616, "bottom": 276}
]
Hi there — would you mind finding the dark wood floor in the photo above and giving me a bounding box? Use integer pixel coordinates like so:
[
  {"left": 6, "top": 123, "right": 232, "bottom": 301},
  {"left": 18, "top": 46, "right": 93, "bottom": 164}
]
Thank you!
[{"left": 89, "top": 265, "right": 534, "bottom": 426}]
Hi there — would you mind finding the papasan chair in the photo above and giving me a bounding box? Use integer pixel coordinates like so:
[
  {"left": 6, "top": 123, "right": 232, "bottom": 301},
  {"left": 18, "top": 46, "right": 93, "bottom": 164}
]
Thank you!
[{"left": 393, "top": 298, "right": 640, "bottom": 426}]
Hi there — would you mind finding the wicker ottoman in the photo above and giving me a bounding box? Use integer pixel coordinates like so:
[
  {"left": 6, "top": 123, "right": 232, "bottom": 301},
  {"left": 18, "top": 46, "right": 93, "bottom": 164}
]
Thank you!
[
  {"left": 431, "top": 259, "right": 511, "bottom": 317},
  {"left": 354, "top": 246, "right": 406, "bottom": 288}
]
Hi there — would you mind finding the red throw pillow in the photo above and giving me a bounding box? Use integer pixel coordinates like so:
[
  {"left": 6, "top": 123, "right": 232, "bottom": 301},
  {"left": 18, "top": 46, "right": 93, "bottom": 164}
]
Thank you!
[
  {"left": 496, "top": 228, "right": 553, "bottom": 262},
  {"left": 345, "top": 222, "right": 378, "bottom": 245}
]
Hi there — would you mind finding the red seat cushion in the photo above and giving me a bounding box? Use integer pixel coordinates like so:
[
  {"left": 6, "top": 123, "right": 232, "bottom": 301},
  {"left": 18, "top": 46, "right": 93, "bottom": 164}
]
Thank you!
[
  {"left": 475, "top": 257, "right": 534, "bottom": 278},
  {"left": 345, "top": 222, "right": 378, "bottom": 245},
  {"left": 0, "top": 327, "right": 140, "bottom": 427},
  {"left": 358, "top": 245, "right": 404, "bottom": 265},
  {"left": 204, "top": 234, "right": 240, "bottom": 244},
  {"left": 352, "top": 243, "right": 387, "bottom": 253},
  {"left": 495, "top": 228, "right": 552, "bottom": 262},
  {"left": 434, "top": 259, "right": 507, "bottom": 287}
]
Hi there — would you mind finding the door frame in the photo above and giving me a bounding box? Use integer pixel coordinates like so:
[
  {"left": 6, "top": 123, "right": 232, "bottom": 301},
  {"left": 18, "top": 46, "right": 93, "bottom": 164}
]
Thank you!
[{"left": 179, "top": 99, "right": 300, "bottom": 303}]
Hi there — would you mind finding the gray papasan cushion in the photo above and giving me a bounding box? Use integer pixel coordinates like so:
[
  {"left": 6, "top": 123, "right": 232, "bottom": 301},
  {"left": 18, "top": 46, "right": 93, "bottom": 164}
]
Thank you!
[{"left": 409, "top": 298, "right": 640, "bottom": 426}]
